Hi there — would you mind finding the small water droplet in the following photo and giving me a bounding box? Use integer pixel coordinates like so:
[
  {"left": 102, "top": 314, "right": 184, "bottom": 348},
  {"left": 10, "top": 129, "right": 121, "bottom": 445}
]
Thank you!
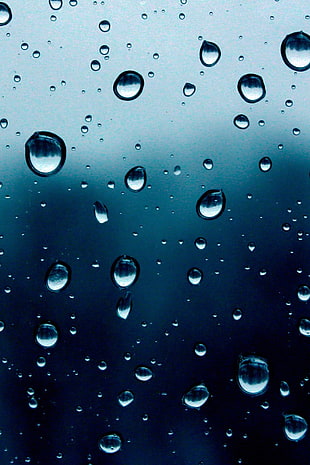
[
  {"left": 196, "top": 189, "right": 226, "bottom": 219},
  {"left": 99, "top": 20, "right": 110, "bottom": 32},
  {"left": 49, "top": 0, "right": 62, "bottom": 10},
  {"left": 93, "top": 201, "right": 108, "bottom": 224},
  {"left": 183, "top": 82, "right": 196, "bottom": 97},
  {"left": 125, "top": 166, "right": 146, "bottom": 191},
  {"left": 98, "top": 433, "right": 122, "bottom": 453},
  {"left": 194, "top": 343, "right": 207, "bottom": 357},
  {"left": 36, "top": 323, "right": 58, "bottom": 348},
  {"left": 37, "top": 356, "right": 46, "bottom": 367},
  {"left": 281, "top": 32, "right": 310, "bottom": 71},
  {"left": 238, "top": 74, "right": 266, "bottom": 103},
  {"left": 237, "top": 355, "right": 269, "bottom": 396},
  {"left": 174, "top": 165, "right": 181, "bottom": 175},
  {"left": 280, "top": 381, "right": 290, "bottom": 397},
  {"left": 32, "top": 50, "right": 40, "bottom": 58},
  {"left": 118, "top": 390, "right": 134, "bottom": 407},
  {"left": 113, "top": 71, "right": 144, "bottom": 100},
  {"left": 91, "top": 59, "right": 101, "bottom": 71},
  {"left": 293, "top": 127, "right": 300, "bottom": 135},
  {"left": 233, "top": 114, "right": 249, "bottom": 129},
  {"left": 194, "top": 237, "right": 207, "bottom": 250},
  {"left": 182, "top": 384, "right": 209, "bottom": 408},
  {"left": 45, "top": 262, "right": 71, "bottom": 292},
  {"left": 28, "top": 397, "right": 38, "bottom": 409},
  {"left": 111, "top": 255, "right": 139, "bottom": 288},
  {"left": 116, "top": 292, "right": 132, "bottom": 319},
  {"left": 203, "top": 159, "right": 213, "bottom": 170},
  {"left": 247, "top": 242, "right": 256, "bottom": 252},
  {"left": 299, "top": 318, "right": 310, "bottom": 336},
  {"left": 233, "top": 308, "right": 242, "bottom": 320},
  {"left": 199, "top": 40, "right": 221, "bottom": 67},
  {"left": 98, "top": 360, "right": 107, "bottom": 371},
  {"left": 0, "top": 3, "right": 12, "bottom": 25},
  {"left": 298, "top": 285, "right": 310, "bottom": 301},
  {"left": 25, "top": 131, "right": 66, "bottom": 177},
  {"left": 0, "top": 118, "right": 8, "bottom": 128},
  {"left": 259, "top": 157, "right": 272, "bottom": 172},
  {"left": 99, "top": 44, "right": 109, "bottom": 55},
  {"left": 284, "top": 414, "right": 308, "bottom": 441},
  {"left": 187, "top": 267, "right": 203, "bottom": 285},
  {"left": 0, "top": 321, "right": 4, "bottom": 332},
  {"left": 135, "top": 365, "right": 153, "bottom": 381},
  {"left": 285, "top": 99, "right": 293, "bottom": 107}
]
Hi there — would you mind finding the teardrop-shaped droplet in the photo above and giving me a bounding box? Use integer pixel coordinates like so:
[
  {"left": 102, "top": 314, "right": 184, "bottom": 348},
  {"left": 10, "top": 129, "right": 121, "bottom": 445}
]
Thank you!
[
  {"left": 36, "top": 323, "right": 58, "bottom": 348},
  {"left": 203, "top": 159, "right": 213, "bottom": 170},
  {"left": 116, "top": 292, "right": 132, "bottom": 319},
  {"left": 125, "top": 166, "right": 146, "bottom": 192},
  {"left": 199, "top": 40, "right": 221, "bottom": 67},
  {"left": 233, "top": 114, "right": 249, "bottom": 129},
  {"left": 281, "top": 32, "right": 310, "bottom": 72},
  {"left": 237, "top": 74, "right": 266, "bottom": 103},
  {"left": 259, "top": 156, "right": 272, "bottom": 172},
  {"left": 93, "top": 201, "right": 108, "bottom": 224},
  {"left": 237, "top": 355, "right": 269, "bottom": 396},
  {"left": 25, "top": 131, "right": 66, "bottom": 176},
  {"left": 299, "top": 318, "right": 310, "bottom": 336},
  {"left": 113, "top": 71, "right": 144, "bottom": 101},
  {"left": 187, "top": 267, "right": 203, "bottom": 285},
  {"left": 183, "top": 82, "right": 196, "bottom": 97},
  {"left": 49, "top": 0, "right": 62, "bottom": 10},
  {"left": 298, "top": 284, "right": 310, "bottom": 301},
  {"left": 284, "top": 414, "right": 308, "bottom": 441},
  {"left": 196, "top": 189, "right": 226, "bottom": 220},
  {"left": 45, "top": 262, "right": 71, "bottom": 292},
  {"left": 134, "top": 365, "right": 153, "bottom": 382},
  {"left": 98, "top": 433, "right": 122, "bottom": 453},
  {"left": 182, "top": 384, "right": 209, "bottom": 409},
  {"left": 118, "top": 390, "right": 134, "bottom": 407},
  {"left": 0, "top": 2, "right": 12, "bottom": 25},
  {"left": 280, "top": 381, "right": 290, "bottom": 397},
  {"left": 111, "top": 255, "right": 139, "bottom": 288}
]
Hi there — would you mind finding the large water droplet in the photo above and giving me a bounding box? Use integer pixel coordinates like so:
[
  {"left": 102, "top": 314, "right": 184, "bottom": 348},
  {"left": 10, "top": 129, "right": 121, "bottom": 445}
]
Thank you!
[
  {"left": 259, "top": 157, "right": 272, "bottom": 172},
  {"left": 237, "top": 355, "right": 269, "bottom": 396},
  {"left": 0, "top": 3, "right": 12, "bottom": 25},
  {"left": 98, "top": 433, "right": 122, "bottom": 453},
  {"left": 284, "top": 414, "right": 308, "bottom": 441},
  {"left": 93, "top": 201, "right": 108, "bottom": 224},
  {"left": 299, "top": 318, "right": 310, "bottom": 336},
  {"left": 199, "top": 40, "right": 221, "bottom": 67},
  {"left": 118, "top": 390, "right": 134, "bottom": 407},
  {"left": 113, "top": 71, "right": 144, "bottom": 100},
  {"left": 281, "top": 32, "right": 310, "bottom": 71},
  {"left": 135, "top": 365, "right": 153, "bottom": 381},
  {"left": 237, "top": 74, "right": 266, "bottom": 103},
  {"left": 25, "top": 131, "right": 66, "bottom": 177},
  {"left": 233, "top": 114, "right": 249, "bottom": 129},
  {"left": 196, "top": 189, "right": 226, "bottom": 219},
  {"left": 298, "top": 284, "right": 310, "bottom": 301},
  {"left": 45, "top": 262, "right": 71, "bottom": 292},
  {"left": 280, "top": 381, "right": 290, "bottom": 397},
  {"left": 49, "top": 0, "right": 62, "bottom": 10},
  {"left": 116, "top": 292, "right": 132, "bottom": 319},
  {"left": 182, "top": 384, "right": 209, "bottom": 408},
  {"left": 111, "top": 255, "right": 139, "bottom": 288},
  {"left": 183, "top": 82, "right": 196, "bottom": 97},
  {"left": 125, "top": 166, "right": 146, "bottom": 192},
  {"left": 36, "top": 323, "right": 58, "bottom": 348},
  {"left": 187, "top": 267, "right": 203, "bottom": 285}
]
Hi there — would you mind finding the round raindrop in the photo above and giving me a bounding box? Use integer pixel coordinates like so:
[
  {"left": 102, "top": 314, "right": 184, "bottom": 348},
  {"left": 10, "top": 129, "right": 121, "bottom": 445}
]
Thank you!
[
  {"left": 187, "top": 267, "right": 203, "bottom": 285},
  {"left": 36, "top": 323, "right": 58, "bottom": 348},
  {"left": 194, "top": 343, "right": 207, "bottom": 357},
  {"left": 183, "top": 82, "right": 196, "bottom": 97},
  {"left": 194, "top": 237, "right": 207, "bottom": 250},
  {"left": 99, "top": 44, "right": 109, "bottom": 55},
  {"left": 93, "top": 201, "right": 108, "bottom": 224},
  {"left": 135, "top": 365, "right": 153, "bottom": 381},
  {"left": 237, "top": 74, "right": 266, "bottom": 103},
  {"left": 49, "top": 0, "right": 62, "bottom": 9},
  {"left": 111, "top": 255, "right": 139, "bottom": 288},
  {"left": 299, "top": 318, "right": 310, "bottom": 336},
  {"left": 0, "top": 3, "right": 12, "bottom": 25},
  {"left": 199, "top": 40, "right": 221, "bottom": 67},
  {"left": 118, "top": 390, "right": 134, "bottom": 407},
  {"left": 233, "top": 308, "right": 242, "bottom": 320},
  {"left": 98, "top": 433, "right": 122, "bottom": 453},
  {"left": 237, "top": 355, "right": 269, "bottom": 396},
  {"left": 99, "top": 20, "right": 110, "bottom": 32},
  {"left": 284, "top": 414, "right": 308, "bottom": 441},
  {"left": 0, "top": 118, "right": 8, "bottom": 129},
  {"left": 182, "top": 384, "right": 209, "bottom": 409},
  {"left": 233, "top": 114, "right": 249, "bottom": 129},
  {"left": 259, "top": 157, "right": 272, "bottom": 172},
  {"left": 281, "top": 32, "right": 310, "bottom": 71},
  {"left": 113, "top": 71, "right": 144, "bottom": 101},
  {"left": 298, "top": 285, "right": 310, "bottom": 301},
  {"left": 125, "top": 166, "right": 146, "bottom": 192},
  {"left": 90, "top": 60, "right": 101, "bottom": 71},
  {"left": 280, "top": 381, "right": 290, "bottom": 397},
  {"left": 116, "top": 292, "right": 132, "bottom": 319},
  {"left": 45, "top": 261, "right": 71, "bottom": 292},
  {"left": 25, "top": 131, "right": 66, "bottom": 177},
  {"left": 196, "top": 189, "right": 226, "bottom": 220}
]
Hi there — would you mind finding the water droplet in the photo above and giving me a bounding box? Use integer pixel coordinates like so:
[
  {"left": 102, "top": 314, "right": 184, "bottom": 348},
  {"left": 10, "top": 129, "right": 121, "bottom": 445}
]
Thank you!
[
  {"left": 199, "top": 40, "right": 221, "bottom": 67},
  {"left": 125, "top": 166, "right": 146, "bottom": 191},
  {"left": 111, "top": 255, "right": 139, "bottom": 288},
  {"left": 99, "top": 44, "right": 109, "bottom": 55},
  {"left": 238, "top": 355, "right": 269, "bottom": 396},
  {"left": 196, "top": 189, "right": 226, "bottom": 220},
  {"left": 248, "top": 242, "right": 256, "bottom": 252},
  {"left": 203, "top": 159, "right": 213, "bottom": 170},
  {"left": 298, "top": 285, "right": 310, "bottom": 301},
  {"left": 98, "top": 433, "right": 122, "bottom": 453},
  {"left": 25, "top": 131, "right": 66, "bottom": 177},
  {"left": 237, "top": 74, "right": 266, "bottom": 103},
  {"left": 135, "top": 365, "right": 153, "bottom": 381},
  {"left": 233, "top": 114, "right": 250, "bottom": 129},
  {"left": 284, "top": 414, "right": 308, "bottom": 441},
  {"left": 0, "top": 321, "right": 4, "bottom": 332},
  {"left": 116, "top": 292, "right": 132, "bottom": 319},
  {"left": 187, "top": 267, "right": 203, "bottom": 285},
  {"left": 45, "top": 261, "right": 71, "bottom": 292},
  {"left": 28, "top": 397, "right": 38, "bottom": 409},
  {"left": 174, "top": 165, "right": 181, "bottom": 175},
  {"left": 90, "top": 59, "right": 101, "bottom": 71},
  {"left": 183, "top": 82, "right": 196, "bottom": 97},
  {"left": 36, "top": 323, "right": 58, "bottom": 348},
  {"left": 299, "top": 318, "right": 310, "bottom": 336},
  {"left": 99, "top": 20, "right": 110, "bottom": 32},
  {"left": 285, "top": 99, "right": 293, "bottom": 107},
  {"left": 281, "top": 32, "right": 310, "bottom": 71},
  {"left": 280, "top": 381, "right": 290, "bottom": 397},
  {"left": 0, "top": 118, "right": 8, "bottom": 129},
  {"left": 37, "top": 356, "right": 46, "bottom": 367},
  {"left": 32, "top": 50, "right": 40, "bottom": 58},
  {"left": 49, "top": 0, "right": 62, "bottom": 9},
  {"left": 98, "top": 360, "right": 107, "bottom": 371},
  {"left": 233, "top": 308, "right": 242, "bottom": 320},
  {"left": 113, "top": 71, "right": 144, "bottom": 100},
  {"left": 194, "top": 237, "right": 207, "bottom": 250},
  {"left": 194, "top": 343, "right": 207, "bottom": 357},
  {"left": 182, "top": 384, "right": 209, "bottom": 408},
  {"left": 93, "top": 201, "right": 108, "bottom": 224},
  {"left": 0, "top": 3, "right": 12, "bottom": 25},
  {"left": 118, "top": 390, "right": 134, "bottom": 407},
  {"left": 293, "top": 127, "right": 300, "bottom": 135},
  {"left": 259, "top": 157, "right": 272, "bottom": 172}
]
